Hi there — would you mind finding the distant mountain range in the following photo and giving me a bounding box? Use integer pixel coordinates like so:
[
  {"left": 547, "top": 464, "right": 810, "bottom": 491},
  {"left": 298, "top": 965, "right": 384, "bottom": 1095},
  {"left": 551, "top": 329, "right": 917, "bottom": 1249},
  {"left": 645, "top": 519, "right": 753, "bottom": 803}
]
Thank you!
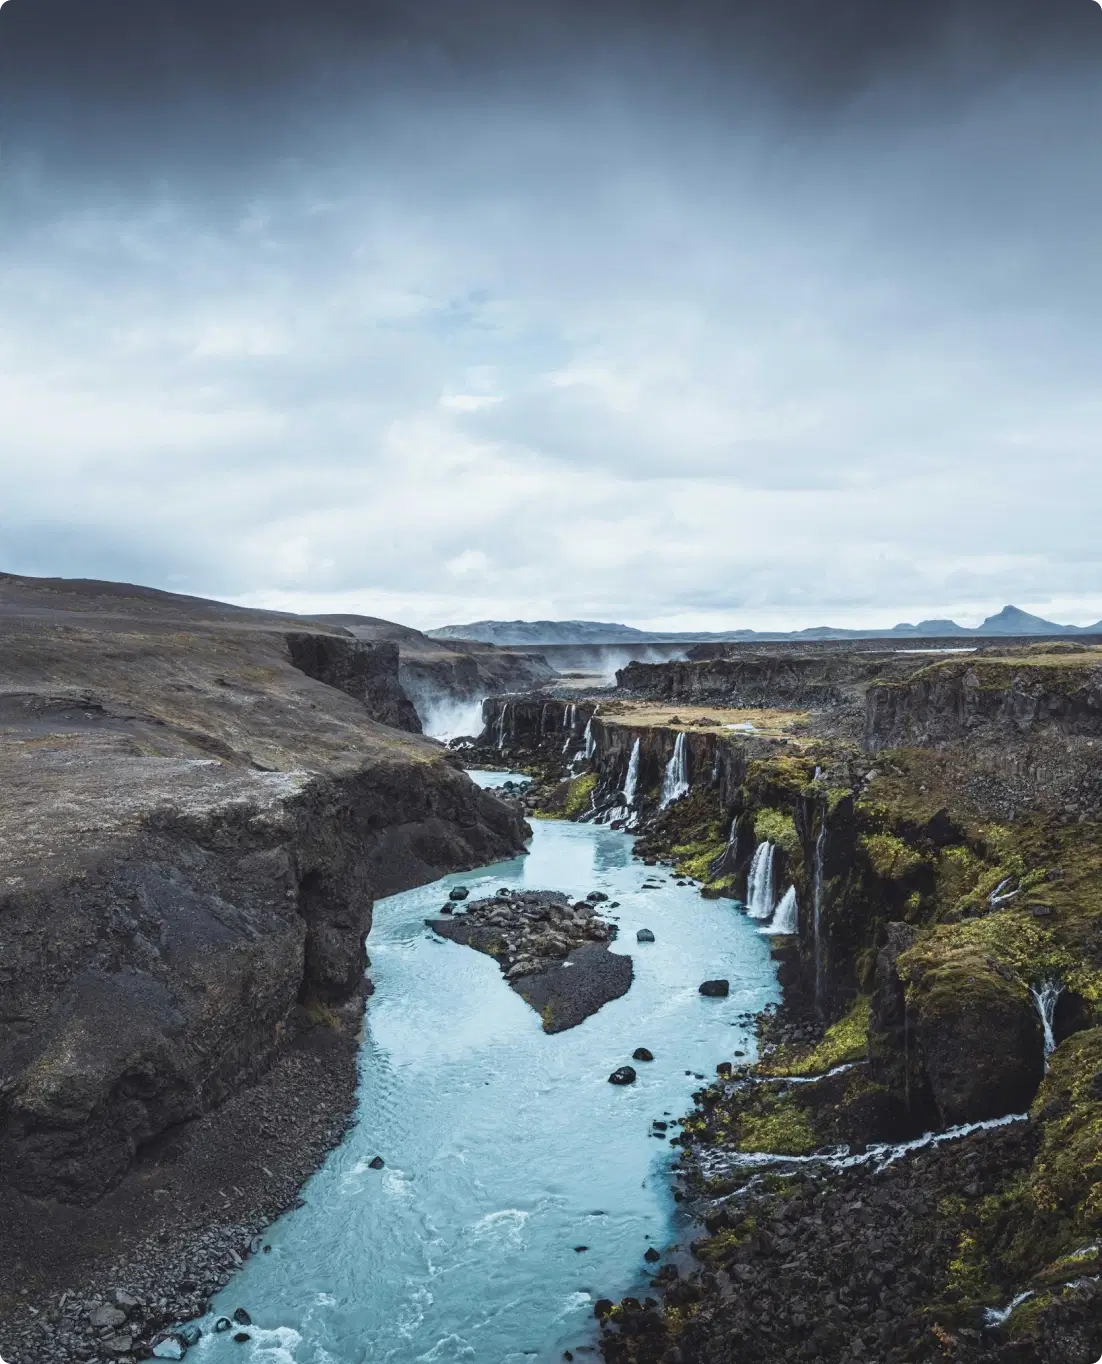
[{"left": 427, "top": 606, "right": 1102, "bottom": 647}]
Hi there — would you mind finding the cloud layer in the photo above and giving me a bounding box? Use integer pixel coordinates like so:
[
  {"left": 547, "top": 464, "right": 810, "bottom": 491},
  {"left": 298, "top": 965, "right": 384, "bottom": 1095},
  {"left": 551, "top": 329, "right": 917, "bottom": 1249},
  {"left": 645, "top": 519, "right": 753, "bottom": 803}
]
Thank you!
[{"left": 2, "top": 0, "right": 1101, "bottom": 629}]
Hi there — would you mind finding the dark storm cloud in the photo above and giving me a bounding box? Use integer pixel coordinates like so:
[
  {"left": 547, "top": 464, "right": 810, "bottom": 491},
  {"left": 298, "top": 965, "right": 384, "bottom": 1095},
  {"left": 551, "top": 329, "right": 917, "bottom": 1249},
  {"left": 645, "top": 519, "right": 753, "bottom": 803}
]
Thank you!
[{"left": 1, "top": 0, "right": 1101, "bottom": 629}]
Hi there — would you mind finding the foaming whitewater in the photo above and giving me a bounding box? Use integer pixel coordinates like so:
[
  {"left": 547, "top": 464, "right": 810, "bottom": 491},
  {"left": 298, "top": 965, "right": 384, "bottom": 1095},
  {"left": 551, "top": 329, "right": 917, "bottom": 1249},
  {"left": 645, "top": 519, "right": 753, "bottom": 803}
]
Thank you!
[
  {"left": 659, "top": 733, "right": 690, "bottom": 809},
  {"left": 414, "top": 696, "right": 487, "bottom": 743},
  {"left": 1031, "top": 979, "right": 1061, "bottom": 1068},
  {"left": 622, "top": 739, "right": 641, "bottom": 807},
  {"left": 745, "top": 843, "right": 776, "bottom": 921},
  {"left": 694, "top": 1111, "right": 1030, "bottom": 1181},
  {"left": 763, "top": 885, "right": 798, "bottom": 935},
  {"left": 191, "top": 773, "right": 778, "bottom": 1363}
]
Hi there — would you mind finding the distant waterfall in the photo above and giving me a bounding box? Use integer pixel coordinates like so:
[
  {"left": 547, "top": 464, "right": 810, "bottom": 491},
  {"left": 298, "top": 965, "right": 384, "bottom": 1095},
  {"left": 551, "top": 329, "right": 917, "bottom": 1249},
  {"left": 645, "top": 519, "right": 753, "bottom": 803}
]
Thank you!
[
  {"left": 496, "top": 703, "right": 511, "bottom": 752},
  {"left": 746, "top": 842, "right": 776, "bottom": 920},
  {"left": 561, "top": 704, "right": 578, "bottom": 751},
  {"left": 659, "top": 733, "right": 690, "bottom": 808},
  {"left": 763, "top": 886, "right": 798, "bottom": 935},
  {"left": 1031, "top": 980, "right": 1061, "bottom": 1068},
  {"left": 583, "top": 718, "right": 596, "bottom": 759},
  {"left": 622, "top": 739, "right": 641, "bottom": 806},
  {"left": 812, "top": 820, "right": 827, "bottom": 1015}
]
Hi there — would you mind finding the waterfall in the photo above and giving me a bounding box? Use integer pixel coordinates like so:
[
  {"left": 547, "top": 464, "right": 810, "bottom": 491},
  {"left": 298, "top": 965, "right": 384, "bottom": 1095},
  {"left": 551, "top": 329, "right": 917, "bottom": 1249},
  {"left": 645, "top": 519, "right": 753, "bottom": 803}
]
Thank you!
[
  {"left": 1031, "top": 980, "right": 1061, "bottom": 1068},
  {"left": 763, "top": 885, "right": 798, "bottom": 935},
  {"left": 583, "top": 718, "right": 596, "bottom": 760},
  {"left": 561, "top": 704, "right": 577, "bottom": 751},
  {"left": 812, "top": 820, "right": 827, "bottom": 1014},
  {"left": 496, "top": 702, "right": 511, "bottom": 752},
  {"left": 622, "top": 739, "right": 641, "bottom": 806},
  {"left": 745, "top": 842, "right": 776, "bottom": 920},
  {"left": 659, "top": 732, "right": 690, "bottom": 808}
]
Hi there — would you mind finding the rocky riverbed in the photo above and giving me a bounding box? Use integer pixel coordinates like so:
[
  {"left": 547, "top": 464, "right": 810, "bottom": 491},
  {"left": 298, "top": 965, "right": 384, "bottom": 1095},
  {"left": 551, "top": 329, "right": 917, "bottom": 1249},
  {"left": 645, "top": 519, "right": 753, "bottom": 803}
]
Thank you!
[{"left": 427, "top": 888, "right": 634, "bottom": 1031}]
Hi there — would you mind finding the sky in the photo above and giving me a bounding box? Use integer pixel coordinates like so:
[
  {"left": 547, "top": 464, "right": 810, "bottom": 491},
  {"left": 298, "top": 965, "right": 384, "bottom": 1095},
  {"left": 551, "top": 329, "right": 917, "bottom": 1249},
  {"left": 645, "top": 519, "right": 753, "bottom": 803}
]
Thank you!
[{"left": 1, "top": 0, "right": 1101, "bottom": 632}]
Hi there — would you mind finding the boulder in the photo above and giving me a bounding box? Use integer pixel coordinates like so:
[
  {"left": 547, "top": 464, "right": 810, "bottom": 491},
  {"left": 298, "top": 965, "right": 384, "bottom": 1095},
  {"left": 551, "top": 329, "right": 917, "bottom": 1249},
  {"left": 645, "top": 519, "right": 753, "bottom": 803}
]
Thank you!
[
  {"left": 633, "top": 1047, "right": 655, "bottom": 1062},
  {"left": 233, "top": 1308, "right": 252, "bottom": 1326},
  {"left": 699, "top": 980, "right": 730, "bottom": 997},
  {"left": 152, "top": 1339, "right": 187, "bottom": 1361},
  {"left": 369, "top": 1155, "right": 385, "bottom": 1169},
  {"left": 587, "top": 891, "right": 609, "bottom": 903},
  {"left": 89, "top": 1304, "right": 127, "bottom": 1329},
  {"left": 609, "top": 1066, "right": 637, "bottom": 1085},
  {"left": 637, "top": 928, "right": 656, "bottom": 943},
  {"left": 449, "top": 885, "right": 469, "bottom": 901}
]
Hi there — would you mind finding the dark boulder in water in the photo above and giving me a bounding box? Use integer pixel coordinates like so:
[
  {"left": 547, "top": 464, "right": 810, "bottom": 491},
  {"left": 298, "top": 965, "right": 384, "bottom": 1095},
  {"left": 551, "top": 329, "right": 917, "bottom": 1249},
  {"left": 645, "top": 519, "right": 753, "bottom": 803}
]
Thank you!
[
  {"left": 645, "top": 1247, "right": 661, "bottom": 1262},
  {"left": 449, "top": 885, "right": 469, "bottom": 901},
  {"left": 609, "top": 1066, "right": 637, "bottom": 1085},
  {"left": 633, "top": 1047, "right": 655, "bottom": 1062},
  {"left": 699, "top": 979, "right": 730, "bottom": 997},
  {"left": 232, "top": 1308, "right": 251, "bottom": 1326},
  {"left": 369, "top": 1155, "right": 385, "bottom": 1170},
  {"left": 637, "top": 928, "right": 655, "bottom": 943},
  {"left": 587, "top": 891, "right": 609, "bottom": 903}
]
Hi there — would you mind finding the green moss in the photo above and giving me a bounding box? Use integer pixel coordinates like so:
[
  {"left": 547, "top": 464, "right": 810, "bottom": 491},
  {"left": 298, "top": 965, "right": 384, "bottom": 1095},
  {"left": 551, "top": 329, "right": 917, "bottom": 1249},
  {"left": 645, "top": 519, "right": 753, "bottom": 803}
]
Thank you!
[
  {"left": 737, "top": 1101, "right": 817, "bottom": 1156},
  {"left": 536, "top": 772, "right": 596, "bottom": 820},
  {"left": 760, "top": 996, "right": 871, "bottom": 1077},
  {"left": 858, "top": 831, "right": 927, "bottom": 881},
  {"left": 670, "top": 837, "right": 730, "bottom": 881},
  {"left": 752, "top": 806, "right": 801, "bottom": 856}
]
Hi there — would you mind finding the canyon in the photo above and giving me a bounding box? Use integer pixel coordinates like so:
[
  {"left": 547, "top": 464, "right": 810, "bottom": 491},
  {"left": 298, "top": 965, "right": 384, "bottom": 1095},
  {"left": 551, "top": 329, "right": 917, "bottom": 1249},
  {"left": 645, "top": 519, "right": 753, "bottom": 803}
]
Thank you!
[{"left": 3, "top": 575, "right": 1101, "bottom": 1364}]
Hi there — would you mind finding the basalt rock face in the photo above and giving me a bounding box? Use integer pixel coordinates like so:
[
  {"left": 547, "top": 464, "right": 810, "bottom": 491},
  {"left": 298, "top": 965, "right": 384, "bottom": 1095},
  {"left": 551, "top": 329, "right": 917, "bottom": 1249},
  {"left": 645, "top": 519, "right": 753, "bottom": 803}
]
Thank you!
[
  {"left": 0, "top": 578, "right": 529, "bottom": 1208},
  {"left": 310, "top": 615, "right": 557, "bottom": 733},
  {"left": 864, "top": 654, "right": 1102, "bottom": 750},
  {"left": 616, "top": 651, "right": 921, "bottom": 714},
  {"left": 478, "top": 694, "right": 598, "bottom": 757},
  {"left": 286, "top": 632, "right": 422, "bottom": 733}
]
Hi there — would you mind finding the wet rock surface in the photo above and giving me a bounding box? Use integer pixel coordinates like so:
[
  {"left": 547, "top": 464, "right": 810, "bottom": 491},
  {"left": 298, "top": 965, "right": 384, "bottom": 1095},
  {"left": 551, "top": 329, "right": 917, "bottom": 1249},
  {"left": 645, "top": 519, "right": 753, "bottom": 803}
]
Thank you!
[{"left": 427, "top": 891, "right": 633, "bottom": 1031}]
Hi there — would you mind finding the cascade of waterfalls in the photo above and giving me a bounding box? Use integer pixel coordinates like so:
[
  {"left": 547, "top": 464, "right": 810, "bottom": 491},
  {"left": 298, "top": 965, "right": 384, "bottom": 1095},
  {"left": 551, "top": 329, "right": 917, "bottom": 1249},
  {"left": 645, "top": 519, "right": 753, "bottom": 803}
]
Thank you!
[
  {"left": 1031, "top": 980, "right": 1061, "bottom": 1068},
  {"left": 622, "top": 739, "right": 641, "bottom": 806},
  {"left": 659, "top": 732, "right": 690, "bottom": 808},
  {"left": 763, "top": 885, "right": 798, "bottom": 935},
  {"left": 812, "top": 819, "right": 827, "bottom": 1015},
  {"left": 746, "top": 842, "right": 776, "bottom": 920},
  {"left": 496, "top": 702, "right": 511, "bottom": 751}
]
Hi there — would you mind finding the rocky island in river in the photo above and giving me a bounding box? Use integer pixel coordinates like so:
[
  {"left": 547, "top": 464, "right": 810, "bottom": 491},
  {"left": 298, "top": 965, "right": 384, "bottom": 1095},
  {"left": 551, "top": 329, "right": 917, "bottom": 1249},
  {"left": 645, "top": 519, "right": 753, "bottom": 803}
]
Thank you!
[{"left": 427, "top": 888, "right": 633, "bottom": 1031}]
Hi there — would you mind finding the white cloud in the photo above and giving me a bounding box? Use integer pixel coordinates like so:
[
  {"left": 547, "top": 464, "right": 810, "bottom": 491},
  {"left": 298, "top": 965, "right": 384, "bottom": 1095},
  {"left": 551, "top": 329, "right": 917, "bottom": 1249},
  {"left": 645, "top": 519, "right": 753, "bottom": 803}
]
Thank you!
[{"left": 1, "top": 63, "right": 1100, "bottom": 630}]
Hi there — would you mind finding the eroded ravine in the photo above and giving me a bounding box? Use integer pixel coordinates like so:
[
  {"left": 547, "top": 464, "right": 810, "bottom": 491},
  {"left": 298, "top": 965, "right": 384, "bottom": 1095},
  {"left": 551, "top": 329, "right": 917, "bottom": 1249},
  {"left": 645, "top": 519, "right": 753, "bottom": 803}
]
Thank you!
[{"left": 190, "top": 773, "right": 779, "bottom": 1363}]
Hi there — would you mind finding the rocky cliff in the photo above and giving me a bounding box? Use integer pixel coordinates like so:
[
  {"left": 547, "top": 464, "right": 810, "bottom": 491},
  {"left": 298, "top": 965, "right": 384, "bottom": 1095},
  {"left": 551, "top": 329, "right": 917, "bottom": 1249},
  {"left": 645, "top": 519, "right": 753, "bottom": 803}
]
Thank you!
[
  {"left": 0, "top": 576, "right": 528, "bottom": 1357},
  {"left": 476, "top": 663, "right": 1102, "bottom": 1359}
]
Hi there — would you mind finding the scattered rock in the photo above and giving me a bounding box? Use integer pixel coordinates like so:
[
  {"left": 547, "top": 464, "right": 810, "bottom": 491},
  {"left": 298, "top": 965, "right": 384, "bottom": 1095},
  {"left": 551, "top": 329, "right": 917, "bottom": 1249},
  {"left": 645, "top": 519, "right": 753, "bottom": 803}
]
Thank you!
[
  {"left": 368, "top": 1156, "right": 385, "bottom": 1170},
  {"left": 699, "top": 979, "right": 730, "bottom": 997},
  {"left": 587, "top": 891, "right": 609, "bottom": 903},
  {"left": 151, "top": 1337, "right": 187, "bottom": 1361},
  {"left": 449, "top": 885, "right": 469, "bottom": 900},
  {"left": 609, "top": 1066, "right": 637, "bottom": 1085},
  {"left": 232, "top": 1307, "right": 252, "bottom": 1326},
  {"left": 644, "top": 1247, "right": 661, "bottom": 1262},
  {"left": 636, "top": 928, "right": 655, "bottom": 943},
  {"left": 233, "top": 1333, "right": 252, "bottom": 1344},
  {"left": 89, "top": 1304, "right": 128, "bottom": 1329},
  {"left": 214, "top": 1318, "right": 233, "bottom": 1333},
  {"left": 633, "top": 1047, "right": 655, "bottom": 1062}
]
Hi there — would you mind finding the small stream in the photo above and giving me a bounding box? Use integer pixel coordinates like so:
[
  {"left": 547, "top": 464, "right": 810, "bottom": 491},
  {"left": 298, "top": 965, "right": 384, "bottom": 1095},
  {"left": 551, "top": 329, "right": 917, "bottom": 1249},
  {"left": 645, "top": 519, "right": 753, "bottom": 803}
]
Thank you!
[{"left": 192, "top": 772, "right": 778, "bottom": 1363}]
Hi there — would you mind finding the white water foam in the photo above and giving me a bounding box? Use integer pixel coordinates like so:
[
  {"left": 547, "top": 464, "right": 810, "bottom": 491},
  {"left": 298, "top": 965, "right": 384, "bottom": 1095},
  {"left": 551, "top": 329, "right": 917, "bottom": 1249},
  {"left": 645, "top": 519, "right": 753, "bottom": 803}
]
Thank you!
[
  {"left": 1031, "top": 979, "right": 1061, "bottom": 1068},
  {"left": 745, "top": 842, "right": 776, "bottom": 920},
  {"left": 695, "top": 1112, "right": 1029, "bottom": 1179},
  {"left": 762, "top": 885, "right": 798, "bottom": 935},
  {"left": 622, "top": 739, "right": 641, "bottom": 806},
  {"left": 659, "top": 732, "right": 690, "bottom": 808}
]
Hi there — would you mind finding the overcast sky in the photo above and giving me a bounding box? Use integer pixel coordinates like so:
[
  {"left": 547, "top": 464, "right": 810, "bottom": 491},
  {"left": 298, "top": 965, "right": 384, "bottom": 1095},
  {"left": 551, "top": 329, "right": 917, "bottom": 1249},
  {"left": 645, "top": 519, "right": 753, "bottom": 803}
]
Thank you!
[{"left": 1, "top": 0, "right": 1101, "bottom": 631}]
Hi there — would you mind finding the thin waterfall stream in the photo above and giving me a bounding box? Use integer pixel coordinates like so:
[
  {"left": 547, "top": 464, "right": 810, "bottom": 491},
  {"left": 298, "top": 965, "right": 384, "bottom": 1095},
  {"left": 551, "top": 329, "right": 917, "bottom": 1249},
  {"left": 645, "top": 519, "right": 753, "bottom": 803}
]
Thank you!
[{"left": 189, "top": 772, "right": 779, "bottom": 1364}]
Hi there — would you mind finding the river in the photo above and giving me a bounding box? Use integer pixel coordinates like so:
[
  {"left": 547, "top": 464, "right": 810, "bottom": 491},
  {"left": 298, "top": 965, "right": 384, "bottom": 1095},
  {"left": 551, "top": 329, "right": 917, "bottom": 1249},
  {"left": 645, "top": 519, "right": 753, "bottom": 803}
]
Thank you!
[{"left": 190, "top": 772, "right": 778, "bottom": 1364}]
